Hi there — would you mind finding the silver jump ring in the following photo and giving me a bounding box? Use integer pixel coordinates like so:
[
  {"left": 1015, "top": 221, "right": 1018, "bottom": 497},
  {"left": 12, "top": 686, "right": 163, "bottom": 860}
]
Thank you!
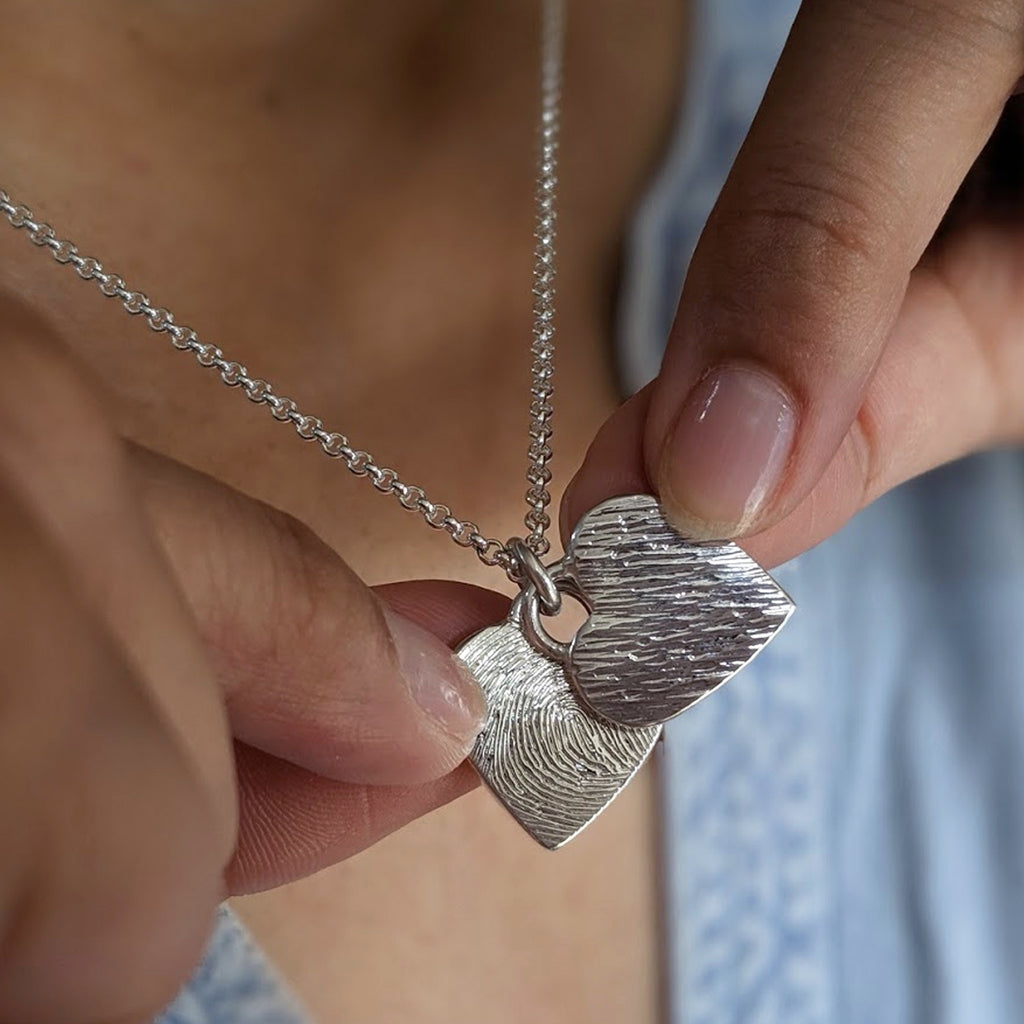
[
  {"left": 508, "top": 537, "right": 561, "bottom": 615},
  {"left": 516, "top": 581, "right": 571, "bottom": 667}
]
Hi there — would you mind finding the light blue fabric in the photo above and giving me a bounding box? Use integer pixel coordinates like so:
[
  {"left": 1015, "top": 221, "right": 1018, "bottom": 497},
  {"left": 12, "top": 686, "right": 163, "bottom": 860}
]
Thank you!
[
  {"left": 616, "top": 2, "right": 1024, "bottom": 1021},
  {"left": 654, "top": 458, "right": 1024, "bottom": 1024},
  {"left": 155, "top": 907, "right": 308, "bottom": 1024}
]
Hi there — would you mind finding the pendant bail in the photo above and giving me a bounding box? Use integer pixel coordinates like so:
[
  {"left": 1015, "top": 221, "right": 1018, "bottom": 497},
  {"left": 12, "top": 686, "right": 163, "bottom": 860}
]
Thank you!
[{"left": 507, "top": 537, "right": 561, "bottom": 616}]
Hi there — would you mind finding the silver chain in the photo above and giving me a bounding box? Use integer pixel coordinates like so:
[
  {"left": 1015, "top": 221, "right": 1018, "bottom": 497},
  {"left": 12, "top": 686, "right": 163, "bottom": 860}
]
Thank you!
[
  {"left": 523, "top": 0, "right": 564, "bottom": 561},
  {"left": 0, "top": 0, "right": 565, "bottom": 584}
]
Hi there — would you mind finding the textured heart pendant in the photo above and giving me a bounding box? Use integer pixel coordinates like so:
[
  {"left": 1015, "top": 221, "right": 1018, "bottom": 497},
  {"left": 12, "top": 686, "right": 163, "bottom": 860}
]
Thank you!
[
  {"left": 457, "top": 608, "right": 662, "bottom": 850},
  {"left": 561, "top": 495, "right": 795, "bottom": 727},
  {"left": 457, "top": 494, "right": 793, "bottom": 847}
]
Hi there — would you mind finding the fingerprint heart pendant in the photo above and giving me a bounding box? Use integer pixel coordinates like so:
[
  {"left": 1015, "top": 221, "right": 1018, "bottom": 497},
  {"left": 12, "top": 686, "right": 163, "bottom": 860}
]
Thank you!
[
  {"left": 559, "top": 494, "right": 795, "bottom": 728},
  {"left": 458, "top": 611, "right": 662, "bottom": 849},
  {"left": 456, "top": 494, "right": 794, "bottom": 848}
]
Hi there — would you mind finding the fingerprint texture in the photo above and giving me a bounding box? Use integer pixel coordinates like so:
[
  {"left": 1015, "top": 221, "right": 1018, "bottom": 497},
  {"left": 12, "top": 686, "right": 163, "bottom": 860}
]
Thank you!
[
  {"left": 567, "top": 495, "right": 795, "bottom": 728},
  {"left": 458, "top": 621, "right": 661, "bottom": 849}
]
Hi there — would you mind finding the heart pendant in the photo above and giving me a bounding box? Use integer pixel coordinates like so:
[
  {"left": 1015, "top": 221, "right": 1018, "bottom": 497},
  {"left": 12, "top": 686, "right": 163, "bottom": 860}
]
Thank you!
[
  {"left": 457, "top": 494, "right": 793, "bottom": 848},
  {"left": 457, "top": 607, "right": 661, "bottom": 850},
  {"left": 560, "top": 495, "right": 795, "bottom": 728}
]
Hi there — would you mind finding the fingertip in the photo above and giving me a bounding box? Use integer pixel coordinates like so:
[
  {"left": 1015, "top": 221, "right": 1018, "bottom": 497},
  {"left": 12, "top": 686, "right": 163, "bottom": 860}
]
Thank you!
[
  {"left": 654, "top": 362, "right": 799, "bottom": 540},
  {"left": 380, "top": 605, "right": 488, "bottom": 772}
]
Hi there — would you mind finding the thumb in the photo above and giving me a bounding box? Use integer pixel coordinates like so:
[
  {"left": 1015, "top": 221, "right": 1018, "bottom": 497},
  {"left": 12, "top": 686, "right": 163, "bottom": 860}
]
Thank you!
[{"left": 132, "top": 445, "right": 489, "bottom": 787}]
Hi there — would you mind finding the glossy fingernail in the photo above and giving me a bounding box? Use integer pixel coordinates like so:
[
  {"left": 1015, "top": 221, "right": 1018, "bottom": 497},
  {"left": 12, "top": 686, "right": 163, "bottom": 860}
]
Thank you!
[
  {"left": 658, "top": 363, "right": 796, "bottom": 538},
  {"left": 382, "top": 608, "right": 487, "bottom": 744}
]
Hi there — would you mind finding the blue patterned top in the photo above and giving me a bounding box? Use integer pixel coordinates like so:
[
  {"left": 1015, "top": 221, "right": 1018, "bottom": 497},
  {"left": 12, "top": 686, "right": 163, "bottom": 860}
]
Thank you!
[{"left": 156, "top": 907, "right": 308, "bottom": 1024}]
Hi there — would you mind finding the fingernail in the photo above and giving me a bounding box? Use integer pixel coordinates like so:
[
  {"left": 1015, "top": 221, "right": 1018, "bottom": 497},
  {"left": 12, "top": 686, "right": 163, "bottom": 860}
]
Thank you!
[
  {"left": 382, "top": 608, "right": 487, "bottom": 743},
  {"left": 658, "top": 363, "right": 797, "bottom": 538}
]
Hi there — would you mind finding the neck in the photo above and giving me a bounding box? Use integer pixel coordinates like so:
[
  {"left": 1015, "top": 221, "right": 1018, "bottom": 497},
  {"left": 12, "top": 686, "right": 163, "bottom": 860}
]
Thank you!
[
  {"left": 1, "top": 1, "right": 538, "bottom": 129},
  {"left": 0, "top": 0, "right": 683, "bottom": 534}
]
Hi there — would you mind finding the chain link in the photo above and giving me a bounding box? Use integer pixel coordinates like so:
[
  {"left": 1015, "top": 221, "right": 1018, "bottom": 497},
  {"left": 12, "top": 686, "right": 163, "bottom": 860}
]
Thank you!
[{"left": 0, "top": 0, "right": 565, "bottom": 583}]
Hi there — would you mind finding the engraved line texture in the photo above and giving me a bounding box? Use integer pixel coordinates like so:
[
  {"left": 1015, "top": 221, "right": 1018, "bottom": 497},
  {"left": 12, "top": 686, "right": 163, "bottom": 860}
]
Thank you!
[
  {"left": 458, "top": 621, "right": 661, "bottom": 849},
  {"left": 567, "top": 495, "right": 794, "bottom": 728}
]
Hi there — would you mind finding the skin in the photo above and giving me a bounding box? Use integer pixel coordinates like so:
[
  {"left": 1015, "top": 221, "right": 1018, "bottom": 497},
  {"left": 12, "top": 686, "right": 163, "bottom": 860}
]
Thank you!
[
  {"left": 0, "top": 3, "right": 680, "bottom": 1021},
  {"left": 3, "top": 0, "right": 1024, "bottom": 1021}
]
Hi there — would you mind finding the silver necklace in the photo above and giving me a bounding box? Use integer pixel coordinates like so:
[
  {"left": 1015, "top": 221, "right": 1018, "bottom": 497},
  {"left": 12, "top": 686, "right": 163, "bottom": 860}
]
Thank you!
[{"left": 0, "top": 0, "right": 793, "bottom": 849}]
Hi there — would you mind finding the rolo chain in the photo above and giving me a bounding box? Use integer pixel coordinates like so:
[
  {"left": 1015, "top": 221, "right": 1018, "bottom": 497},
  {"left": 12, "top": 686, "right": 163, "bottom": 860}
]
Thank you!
[
  {"left": 0, "top": 0, "right": 565, "bottom": 585},
  {"left": 0, "top": 188, "right": 514, "bottom": 572},
  {"left": 523, "top": 0, "right": 564, "bottom": 562}
]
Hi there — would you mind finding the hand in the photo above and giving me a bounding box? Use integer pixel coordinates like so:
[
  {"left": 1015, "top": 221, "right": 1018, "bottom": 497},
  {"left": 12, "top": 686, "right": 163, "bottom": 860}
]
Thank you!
[
  {"left": 0, "top": 296, "right": 494, "bottom": 1024},
  {"left": 567, "top": 0, "right": 1024, "bottom": 567}
]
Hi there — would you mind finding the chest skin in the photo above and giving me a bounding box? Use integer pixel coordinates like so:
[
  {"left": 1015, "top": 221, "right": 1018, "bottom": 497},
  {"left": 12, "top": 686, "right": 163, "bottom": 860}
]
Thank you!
[{"left": 0, "top": 2, "right": 687, "bottom": 1020}]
